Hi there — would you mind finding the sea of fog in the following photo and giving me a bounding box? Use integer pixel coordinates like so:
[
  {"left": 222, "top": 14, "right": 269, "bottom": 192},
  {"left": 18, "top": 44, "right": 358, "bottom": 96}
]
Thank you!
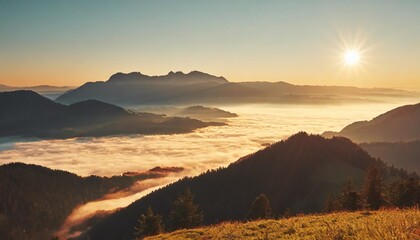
[
  {"left": 0, "top": 102, "right": 412, "bottom": 177},
  {"left": 0, "top": 101, "right": 416, "bottom": 238}
]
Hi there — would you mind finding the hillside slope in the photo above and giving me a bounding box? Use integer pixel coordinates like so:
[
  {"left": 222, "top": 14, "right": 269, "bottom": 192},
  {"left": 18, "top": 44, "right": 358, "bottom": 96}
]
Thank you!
[
  {"left": 84, "top": 133, "right": 393, "bottom": 240},
  {"left": 147, "top": 209, "right": 420, "bottom": 240},
  {"left": 0, "top": 163, "right": 136, "bottom": 240},
  {"left": 360, "top": 141, "right": 420, "bottom": 174},
  {"left": 323, "top": 103, "right": 420, "bottom": 142},
  {"left": 0, "top": 163, "right": 185, "bottom": 240}
]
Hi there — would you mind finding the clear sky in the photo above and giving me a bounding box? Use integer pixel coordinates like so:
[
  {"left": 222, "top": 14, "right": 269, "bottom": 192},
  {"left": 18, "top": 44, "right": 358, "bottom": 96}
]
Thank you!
[{"left": 1, "top": 0, "right": 419, "bottom": 89}]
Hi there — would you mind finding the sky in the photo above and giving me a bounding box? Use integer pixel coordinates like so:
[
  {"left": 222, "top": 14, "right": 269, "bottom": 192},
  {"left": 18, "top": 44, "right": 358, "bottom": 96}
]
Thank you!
[{"left": 0, "top": 0, "right": 419, "bottom": 89}]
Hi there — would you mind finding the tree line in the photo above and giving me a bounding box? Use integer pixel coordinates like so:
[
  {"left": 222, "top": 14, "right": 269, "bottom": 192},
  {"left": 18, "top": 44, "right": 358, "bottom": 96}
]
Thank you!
[
  {"left": 135, "top": 164, "right": 420, "bottom": 239},
  {"left": 324, "top": 164, "right": 420, "bottom": 212}
]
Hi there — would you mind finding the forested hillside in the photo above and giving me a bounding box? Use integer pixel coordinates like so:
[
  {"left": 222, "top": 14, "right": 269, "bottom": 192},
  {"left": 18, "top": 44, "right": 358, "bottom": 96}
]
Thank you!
[
  {"left": 0, "top": 163, "right": 165, "bottom": 240},
  {"left": 85, "top": 133, "right": 411, "bottom": 240}
]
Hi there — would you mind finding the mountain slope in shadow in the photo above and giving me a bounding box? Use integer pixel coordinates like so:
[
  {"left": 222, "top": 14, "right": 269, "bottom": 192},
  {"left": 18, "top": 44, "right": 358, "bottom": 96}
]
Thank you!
[
  {"left": 0, "top": 162, "right": 184, "bottom": 240},
  {"left": 0, "top": 91, "right": 222, "bottom": 139},
  {"left": 0, "top": 163, "right": 135, "bottom": 240},
  {"left": 323, "top": 103, "right": 420, "bottom": 143},
  {"left": 359, "top": 141, "right": 420, "bottom": 174},
  {"left": 83, "top": 133, "right": 400, "bottom": 240}
]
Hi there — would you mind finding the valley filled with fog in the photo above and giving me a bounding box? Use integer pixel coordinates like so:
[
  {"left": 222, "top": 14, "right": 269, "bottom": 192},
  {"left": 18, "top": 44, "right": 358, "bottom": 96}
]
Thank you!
[{"left": 0, "top": 102, "right": 411, "bottom": 178}]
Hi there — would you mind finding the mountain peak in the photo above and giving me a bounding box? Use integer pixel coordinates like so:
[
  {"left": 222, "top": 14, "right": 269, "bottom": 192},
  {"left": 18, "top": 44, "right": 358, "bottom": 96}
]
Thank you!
[
  {"left": 107, "top": 72, "right": 150, "bottom": 83},
  {"left": 187, "top": 70, "right": 227, "bottom": 81},
  {"left": 167, "top": 70, "right": 184, "bottom": 75},
  {"left": 238, "top": 132, "right": 371, "bottom": 170}
]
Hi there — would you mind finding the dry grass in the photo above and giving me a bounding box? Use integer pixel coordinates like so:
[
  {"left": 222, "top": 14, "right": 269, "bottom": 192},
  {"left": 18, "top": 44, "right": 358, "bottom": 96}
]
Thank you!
[{"left": 146, "top": 209, "right": 420, "bottom": 240}]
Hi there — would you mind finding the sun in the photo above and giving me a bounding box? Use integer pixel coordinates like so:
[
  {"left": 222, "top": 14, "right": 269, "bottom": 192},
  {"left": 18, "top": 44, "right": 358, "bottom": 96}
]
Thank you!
[{"left": 344, "top": 50, "right": 360, "bottom": 66}]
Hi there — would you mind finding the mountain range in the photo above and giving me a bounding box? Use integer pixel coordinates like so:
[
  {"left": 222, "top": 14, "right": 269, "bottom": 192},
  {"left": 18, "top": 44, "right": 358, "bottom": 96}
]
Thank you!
[
  {"left": 55, "top": 71, "right": 416, "bottom": 106},
  {"left": 0, "top": 91, "right": 222, "bottom": 139}
]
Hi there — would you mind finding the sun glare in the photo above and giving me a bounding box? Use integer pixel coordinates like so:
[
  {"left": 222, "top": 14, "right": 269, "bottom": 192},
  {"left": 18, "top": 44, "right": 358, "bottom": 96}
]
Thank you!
[{"left": 344, "top": 50, "right": 360, "bottom": 66}]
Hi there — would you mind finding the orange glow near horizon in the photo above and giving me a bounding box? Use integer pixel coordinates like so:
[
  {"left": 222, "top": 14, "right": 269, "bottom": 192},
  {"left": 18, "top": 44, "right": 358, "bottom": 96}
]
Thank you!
[
  {"left": 0, "top": 30, "right": 418, "bottom": 91},
  {"left": 1, "top": 1, "right": 420, "bottom": 90},
  {"left": 1, "top": 61, "right": 419, "bottom": 91}
]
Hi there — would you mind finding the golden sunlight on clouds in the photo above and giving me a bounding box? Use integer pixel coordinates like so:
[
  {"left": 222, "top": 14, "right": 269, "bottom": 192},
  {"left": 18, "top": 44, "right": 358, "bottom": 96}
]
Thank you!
[{"left": 0, "top": 103, "right": 408, "bottom": 177}]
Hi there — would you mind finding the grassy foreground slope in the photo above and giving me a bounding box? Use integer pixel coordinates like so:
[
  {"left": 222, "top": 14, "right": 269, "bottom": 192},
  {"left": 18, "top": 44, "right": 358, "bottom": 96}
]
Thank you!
[{"left": 147, "top": 209, "right": 420, "bottom": 240}]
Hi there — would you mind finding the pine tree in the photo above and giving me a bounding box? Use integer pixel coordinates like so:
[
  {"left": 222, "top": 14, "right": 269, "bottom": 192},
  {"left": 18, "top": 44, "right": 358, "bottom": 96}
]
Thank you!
[
  {"left": 362, "top": 164, "right": 382, "bottom": 210},
  {"left": 247, "top": 194, "right": 272, "bottom": 220},
  {"left": 389, "top": 177, "right": 420, "bottom": 208},
  {"left": 134, "top": 207, "right": 163, "bottom": 238},
  {"left": 282, "top": 208, "right": 292, "bottom": 219},
  {"left": 169, "top": 188, "right": 203, "bottom": 230},
  {"left": 323, "top": 192, "right": 335, "bottom": 213},
  {"left": 338, "top": 178, "right": 361, "bottom": 211}
]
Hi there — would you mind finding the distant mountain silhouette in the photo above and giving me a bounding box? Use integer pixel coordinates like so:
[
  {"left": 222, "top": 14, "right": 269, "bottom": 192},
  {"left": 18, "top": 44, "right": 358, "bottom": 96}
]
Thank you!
[
  {"left": 323, "top": 103, "right": 420, "bottom": 142},
  {"left": 140, "top": 105, "right": 238, "bottom": 122},
  {"left": 0, "top": 91, "right": 222, "bottom": 139},
  {"left": 84, "top": 133, "right": 398, "bottom": 240},
  {"left": 55, "top": 71, "right": 415, "bottom": 106},
  {"left": 0, "top": 84, "right": 73, "bottom": 99},
  {"left": 179, "top": 106, "right": 238, "bottom": 119}
]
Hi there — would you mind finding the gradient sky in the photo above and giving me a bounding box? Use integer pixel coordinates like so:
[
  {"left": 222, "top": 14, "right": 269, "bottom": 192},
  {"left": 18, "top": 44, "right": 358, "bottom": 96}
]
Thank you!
[{"left": 1, "top": 0, "right": 419, "bottom": 89}]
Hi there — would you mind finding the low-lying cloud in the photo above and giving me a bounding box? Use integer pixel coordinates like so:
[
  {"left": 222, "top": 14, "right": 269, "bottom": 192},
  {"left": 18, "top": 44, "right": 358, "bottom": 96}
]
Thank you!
[
  {"left": 56, "top": 176, "right": 179, "bottom": 239},
  {"left": 0, "top": 103, "right": 405, "bottom": 177}
]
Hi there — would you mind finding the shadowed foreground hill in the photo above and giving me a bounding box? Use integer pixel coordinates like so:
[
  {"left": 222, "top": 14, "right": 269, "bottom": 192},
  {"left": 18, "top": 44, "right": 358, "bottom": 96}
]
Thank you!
[
  {"left": 148, "top": 209, "right": 420, "bottom": 240},
  {"left": 84, "top": 133, "right": 396, "bottom": 240},
  {"left": 0, "top": 163, "right": 152, "bottom": 240},
  {"left": 0, "top": 163, "right": 184, "bottom": 240},
  {"left": 323, "top": 103, "right": 420, "bottom": 143},
  {"left": 0, "top": 91, "right": 221, "bottom": 139}
]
